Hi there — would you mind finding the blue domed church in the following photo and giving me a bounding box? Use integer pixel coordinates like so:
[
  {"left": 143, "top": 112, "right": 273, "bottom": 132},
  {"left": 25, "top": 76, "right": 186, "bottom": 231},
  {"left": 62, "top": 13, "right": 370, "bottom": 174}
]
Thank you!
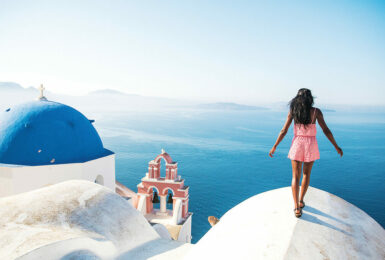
[{"left": 0, "top": 92, "right": 116, "bottom": 197}]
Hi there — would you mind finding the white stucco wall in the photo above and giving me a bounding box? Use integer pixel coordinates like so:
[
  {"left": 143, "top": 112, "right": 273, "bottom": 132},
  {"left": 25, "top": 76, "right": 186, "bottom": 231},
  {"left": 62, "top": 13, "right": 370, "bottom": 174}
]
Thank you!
[
  {"left": 0, "top": 154, "right": 115, "bottom": 197},
  {"left": 172, "top": 199, "right": 183, "bottom": 225},
  {"left": 178, "top": 214, "right": 192, "bottom": 243},
  {"left": 137, "top": 195, "right": 148, "bottom": 215}
]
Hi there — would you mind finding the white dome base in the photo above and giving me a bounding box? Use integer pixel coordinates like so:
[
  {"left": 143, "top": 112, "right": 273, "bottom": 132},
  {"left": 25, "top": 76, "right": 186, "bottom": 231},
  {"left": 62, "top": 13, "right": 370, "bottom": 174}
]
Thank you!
[{"left": 186, "top": 186, "right": 385, "bottom": 260}]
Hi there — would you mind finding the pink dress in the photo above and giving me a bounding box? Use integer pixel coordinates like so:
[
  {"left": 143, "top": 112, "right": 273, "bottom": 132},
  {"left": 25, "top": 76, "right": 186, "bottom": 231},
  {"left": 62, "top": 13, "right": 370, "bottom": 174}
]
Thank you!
[{"left": 288, "top": 111, "right": 320, "bottom": 162}]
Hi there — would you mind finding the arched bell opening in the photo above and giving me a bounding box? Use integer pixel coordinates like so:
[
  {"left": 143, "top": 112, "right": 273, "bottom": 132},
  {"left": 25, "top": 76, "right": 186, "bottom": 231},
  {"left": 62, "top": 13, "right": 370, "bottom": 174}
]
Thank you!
[
  {"left": 160, "top": 158, "right": 165, "bottom": 178},
  {"left": 156, "top": 156, "right": 170, "bottom": 179},
  {"left": 153, "top": 151, "right": 174, "bottom": 179},
  {"left": 150, "top": 187, "right": 160, "bottom": 210},
  {"left": 162, "top": 188, "right": 175, "bottom": 211}
]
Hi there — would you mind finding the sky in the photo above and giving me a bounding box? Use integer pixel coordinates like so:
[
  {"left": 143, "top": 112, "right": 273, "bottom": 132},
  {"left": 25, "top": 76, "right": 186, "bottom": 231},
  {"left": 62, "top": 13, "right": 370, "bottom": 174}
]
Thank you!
[{"left": 0, "top": 0, "right": 384, "bottom": 105}]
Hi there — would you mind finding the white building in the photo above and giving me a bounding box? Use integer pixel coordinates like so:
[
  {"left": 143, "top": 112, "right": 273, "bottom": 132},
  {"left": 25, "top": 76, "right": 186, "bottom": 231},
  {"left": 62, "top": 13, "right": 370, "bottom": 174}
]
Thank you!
[{"left": 0, "top": 97, "right": 115, "bottom": 197}]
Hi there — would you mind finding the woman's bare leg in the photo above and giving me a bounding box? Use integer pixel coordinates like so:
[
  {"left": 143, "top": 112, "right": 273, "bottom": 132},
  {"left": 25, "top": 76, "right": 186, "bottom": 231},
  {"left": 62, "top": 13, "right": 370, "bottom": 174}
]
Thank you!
[
  {"left": 299, "top": 161, "right": 314, "bottom": 206},
  {"left": 291, "top": 160, "right": 302, "bottom": 213}
]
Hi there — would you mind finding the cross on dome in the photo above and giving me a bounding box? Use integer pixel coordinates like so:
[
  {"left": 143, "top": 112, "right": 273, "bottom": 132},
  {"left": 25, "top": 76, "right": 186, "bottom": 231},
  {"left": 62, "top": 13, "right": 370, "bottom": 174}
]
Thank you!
[{"left": 38, "top": 84, "right": 47, "bottom": 101}]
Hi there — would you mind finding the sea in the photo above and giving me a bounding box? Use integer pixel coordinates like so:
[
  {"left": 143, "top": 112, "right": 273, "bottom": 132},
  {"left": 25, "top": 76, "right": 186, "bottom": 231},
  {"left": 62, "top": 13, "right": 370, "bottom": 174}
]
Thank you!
[{"left": 94, "top": 108, "right": 385, "bottom": 243}]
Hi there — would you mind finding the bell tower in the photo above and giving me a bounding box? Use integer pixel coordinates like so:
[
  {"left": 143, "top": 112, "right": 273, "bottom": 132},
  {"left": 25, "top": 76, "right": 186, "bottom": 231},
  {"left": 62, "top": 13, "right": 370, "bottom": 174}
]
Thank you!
[{"left": 136, "top": 150, "right": 192, "bottom": 242}]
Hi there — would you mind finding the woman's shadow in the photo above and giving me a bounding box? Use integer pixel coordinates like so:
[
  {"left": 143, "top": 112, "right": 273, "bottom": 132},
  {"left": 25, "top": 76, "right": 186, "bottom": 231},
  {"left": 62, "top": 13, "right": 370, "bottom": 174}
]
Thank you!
[{"left": 301, "top": 205, "right": 353, "bottom": 236}]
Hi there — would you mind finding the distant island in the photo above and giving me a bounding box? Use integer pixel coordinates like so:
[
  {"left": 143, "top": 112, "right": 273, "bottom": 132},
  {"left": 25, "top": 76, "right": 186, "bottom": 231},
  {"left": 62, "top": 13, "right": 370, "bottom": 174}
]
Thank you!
[
  {"left": 0, "top": 82, "right": 360, "bottom": 114},
  {"left": 88, "top": 89, "right": 136, "bottom": 96},
  {"left": 0, "top": 82, "right": 25, "bottom": 91},
  {"left": 197, "top": 102, "right": 268, "bottom": 111}
]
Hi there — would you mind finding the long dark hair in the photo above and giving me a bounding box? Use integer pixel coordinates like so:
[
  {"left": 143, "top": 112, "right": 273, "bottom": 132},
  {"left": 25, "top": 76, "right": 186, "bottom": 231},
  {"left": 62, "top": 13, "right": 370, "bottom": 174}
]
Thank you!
[{"left": 289, "top": 88, "right": 314, "bottom": 125}]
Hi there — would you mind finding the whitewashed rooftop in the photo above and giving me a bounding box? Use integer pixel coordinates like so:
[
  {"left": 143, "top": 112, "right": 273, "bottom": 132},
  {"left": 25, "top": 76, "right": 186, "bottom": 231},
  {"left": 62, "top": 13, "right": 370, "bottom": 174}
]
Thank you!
[
  {"left": 185, "top": 186, "right": 385, "bottom": 260},
  {"left": 0, "top": 181, "right": 383, "bottom": 259},
  {"left": 0, "top": 180, "right": 191, "bottom": 260}
]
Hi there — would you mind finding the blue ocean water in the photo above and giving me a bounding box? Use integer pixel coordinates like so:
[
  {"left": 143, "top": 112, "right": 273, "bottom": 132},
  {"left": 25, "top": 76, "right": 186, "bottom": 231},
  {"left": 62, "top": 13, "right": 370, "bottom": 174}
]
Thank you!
[{"left": 95, "top": 109, "right": 385, "bottom": 243}]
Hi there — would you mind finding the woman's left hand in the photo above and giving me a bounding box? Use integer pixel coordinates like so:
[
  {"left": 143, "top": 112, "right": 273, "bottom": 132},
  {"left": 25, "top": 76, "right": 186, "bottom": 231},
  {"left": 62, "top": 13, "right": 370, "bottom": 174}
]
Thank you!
[{"left": 269, "top": 147, "right": 276, "bottom": 157}]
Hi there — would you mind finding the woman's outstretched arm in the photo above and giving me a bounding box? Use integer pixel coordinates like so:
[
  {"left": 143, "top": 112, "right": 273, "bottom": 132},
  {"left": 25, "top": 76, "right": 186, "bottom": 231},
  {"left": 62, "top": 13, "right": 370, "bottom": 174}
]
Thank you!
[
  {"left": 269, "top": 111, "right": 293, "bottom": 157},
  {"left": 316, "top": 108, "right": 343, "bottom": 157}
]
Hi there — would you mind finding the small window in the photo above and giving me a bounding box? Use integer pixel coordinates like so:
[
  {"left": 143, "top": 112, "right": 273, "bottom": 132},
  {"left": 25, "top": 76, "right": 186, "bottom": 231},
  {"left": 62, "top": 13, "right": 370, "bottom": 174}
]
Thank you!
[{"left": 95, "top": 175, "right": 104, "bottom": 185}]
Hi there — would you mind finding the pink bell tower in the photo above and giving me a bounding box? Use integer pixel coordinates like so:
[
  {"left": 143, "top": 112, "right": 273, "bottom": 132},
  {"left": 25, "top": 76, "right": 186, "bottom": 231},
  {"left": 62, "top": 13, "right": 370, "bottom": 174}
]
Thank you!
[{"left": 136, "top": 150, "right": 192, "bottom": 242}]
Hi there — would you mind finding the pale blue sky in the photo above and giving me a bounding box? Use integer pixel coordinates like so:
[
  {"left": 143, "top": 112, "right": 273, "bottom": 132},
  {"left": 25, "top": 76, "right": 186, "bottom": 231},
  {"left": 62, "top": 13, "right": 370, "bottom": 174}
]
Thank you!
[{"left": 0, "top": 0, "right": 384, "bottom": 105}]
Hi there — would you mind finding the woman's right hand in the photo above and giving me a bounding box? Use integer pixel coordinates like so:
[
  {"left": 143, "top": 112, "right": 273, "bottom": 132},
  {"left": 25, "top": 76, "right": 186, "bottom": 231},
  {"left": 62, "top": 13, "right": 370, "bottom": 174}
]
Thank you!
[
  {"left": 336, "top": 146, "right": 343, "bottom": 157},
  {"left": 269, "top": 146, "right": 276, "bottom": 157}
]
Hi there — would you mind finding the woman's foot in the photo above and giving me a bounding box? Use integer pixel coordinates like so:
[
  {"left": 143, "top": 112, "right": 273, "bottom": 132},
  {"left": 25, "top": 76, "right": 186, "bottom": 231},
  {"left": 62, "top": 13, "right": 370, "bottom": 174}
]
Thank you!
[
  {"left": 294, "top": 208, "right": 302, "bottom": 218},
  {"left": 299, "top": 200, "right": 305, "bottom": 208}
]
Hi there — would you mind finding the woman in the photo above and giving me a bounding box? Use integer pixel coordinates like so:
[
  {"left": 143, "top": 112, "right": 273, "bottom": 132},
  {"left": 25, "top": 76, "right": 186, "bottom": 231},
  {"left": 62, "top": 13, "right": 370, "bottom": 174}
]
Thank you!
[{"left": 269, "top": 88, "right": 343, "bottom": 218}]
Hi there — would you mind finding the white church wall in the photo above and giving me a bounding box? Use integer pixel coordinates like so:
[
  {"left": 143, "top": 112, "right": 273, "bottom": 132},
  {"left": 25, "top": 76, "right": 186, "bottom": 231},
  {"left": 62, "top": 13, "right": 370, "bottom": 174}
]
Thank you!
[
  {"left": 0, "top": 167, "right": 14, "bottom": 197},
  {"left": 5, "top": 155, "right": 115, "bottom": 197},
  {"left": 81, "top": 154, "right": 115, "bottom": 191},
  {"left": 11, "top": 164, "right": 83, "bottom": 195}
]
